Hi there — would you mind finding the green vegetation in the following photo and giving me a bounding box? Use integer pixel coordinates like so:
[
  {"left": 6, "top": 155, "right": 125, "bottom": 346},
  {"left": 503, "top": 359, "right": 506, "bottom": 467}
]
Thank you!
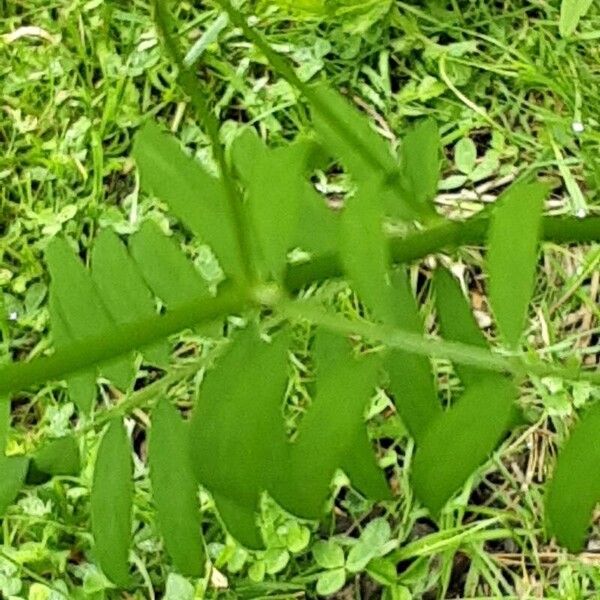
[{"left": 1, "top": 0, "right": 599, "bottom": 598}]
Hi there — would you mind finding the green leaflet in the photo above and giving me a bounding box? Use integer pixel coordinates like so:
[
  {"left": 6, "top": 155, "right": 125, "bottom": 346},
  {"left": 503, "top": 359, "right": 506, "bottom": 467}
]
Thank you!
[
  {"left": 27, "top": 435, "right": 81, "bottom": 485},
  {"left": 385, "top": 269, "right": 441, "bottom": 443},
  {"left": 149, "top": 399, "right": 205, "bottom": 577},
  {"left": 0, "top": 456, "right": 29, "bottom": 516},
  {"left": 273, "top": 330, "right": 390, "bottom": 520},
  {"left": 46, "top": 239, "right": 136, "bottom": 398},
  {"left": 546, "top": 402, "right": 600, "bottom": 552},
  {"left": 189, "top": 327, "right": 290, "bottom": 549},
  {"left": 340, "top": 183, "right": 396, "bottom": 324},
  {"left": 0, "top": 399, "right": 27, "bottom": 516},
  {"left": 310, "top": 84, "right": 397, "bottom": 182},
  {"left": 129, "top": 221, "right": 221, "bottom": 338},
  {"left": 309, "top": 85, "right": 419, "bottom": 221},
  {"left": 434, "top": 269, "right": 488, "bottom": 389},
  {"left": 133, "top": 121, "right": 242, "bottom": 280},
  {"left": 559, "top": 0, "right": 593, "bottom": 37},
  {"left": 399, "top": 118, "right": 441, "bottom": 219},
  {"left": 91, "top": 229, "right": 170, "bottom": 368},
  {"left": 487, "top": 182, "right": 547, "bottom": 349},
  {"left": 232, "top": 130, "right": 307, "bottom": 279},
  {"left": 91, "top": 418, "right": 133, "bottom": 587},
  {"left": 412, "top": 376, "right": 517, "bottom": 516}
]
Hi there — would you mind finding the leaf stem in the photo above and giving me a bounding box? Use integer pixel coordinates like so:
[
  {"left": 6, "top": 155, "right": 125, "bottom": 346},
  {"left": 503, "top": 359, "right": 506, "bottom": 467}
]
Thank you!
[{"left": 277, "top": 298, "right": 600, "bottom": 385}]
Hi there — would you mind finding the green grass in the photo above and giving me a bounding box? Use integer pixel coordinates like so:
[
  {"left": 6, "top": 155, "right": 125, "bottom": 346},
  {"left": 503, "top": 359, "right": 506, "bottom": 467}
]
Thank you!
[{"left": 1, "top": 0, "right": 599, "bottom": 597}]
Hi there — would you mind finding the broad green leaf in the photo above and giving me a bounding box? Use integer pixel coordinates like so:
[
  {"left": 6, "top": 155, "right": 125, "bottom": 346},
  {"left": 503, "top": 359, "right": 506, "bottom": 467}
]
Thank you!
[
  {"left": 46, "top": 239, "right": 135, "bottom": 396},
  {"left": 487, "top": 182, "right": 547, "bottom": 348},
  {"left": 0, "top": 456, "right": 29, "bottom": 516},
  {"left": 546, "top": 402, "right": 600, "bottom": 552},
  {"left": 133, "top": 121, "right": 242, "bottom": 280},
  {"left": 149, "top": 399, "right": 205, "bottom": 577},
  {"left": 385, "top": 269, "right": 441, "bottom": 442},
  {"left": 27, "top": 435, "right": 81, "bottom": 484},
  {"left": 399, "top": 118, "right": 441, "bottom": 217},
  {"left": 232, "top": 130, "right": 307, "bottom": 279},
  {"left": 91, "top": 229, "right": 170, "bottom": 368},
  {"left": 189, "top": 327, "right": 290, "bottom": 549},
  {"left": 434, "top": 269, "right": 488, "bottom": 388},
  {"left": 91, "top": 418, "right": 133, "bottom": 587},
  {"left": 559, "top": 0, "right": 593, "bottom": 37},
  {"left": 412, "top": 376, "right": 516, "bottom": 515},
  {"left": 273, "top": 331, "right": 390, "bottom": 520}
]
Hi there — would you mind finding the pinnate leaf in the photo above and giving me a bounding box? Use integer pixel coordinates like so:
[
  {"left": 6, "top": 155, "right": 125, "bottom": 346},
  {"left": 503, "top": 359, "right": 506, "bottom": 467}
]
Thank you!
[
  {"left": 399, "top": 118, "right": 441, "bottom": 217},
  {"left": 149, "top": 399, "right": 205, "bottom": 577},
  {"left": 27, "top": 435, "right": 80, "bottom": 484},
  {"left": 487, "top": 182, "right": 547, "bottom": 348},
  {"left": 0, "top": 456, "right": 29, "bottom": 516},
  {"left": 546, "top": 402, "right": 600, "bottom": 552},
  {"left": 91, "top": 418, "right": 133, "bottom": 587}
]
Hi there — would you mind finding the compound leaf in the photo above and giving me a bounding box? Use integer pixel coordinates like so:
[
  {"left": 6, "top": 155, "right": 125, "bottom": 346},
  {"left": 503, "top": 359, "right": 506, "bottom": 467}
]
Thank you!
[
  {"left": 385, "top": 269, "right": 441, "bottom": 442},
  {"left": 27, "top": 435, "right": 81, "bottom": 485},
  {"left": 129, "top": 221, "right": 209, "bottom": 307},
  {"left": 0, "top": 457, "right": 28, "bottom": 516},
  {"left": 233, "top": 130, "right": 315, "bottom": 279},
  {"left": 487, "top": 182, "right": 547, "bottom": 349},
  {"left": 434, "top": 269, "right": 488, "bottom": 388},
  {"left": 399, "top": 118, "right": 441, "bottom": 218},
  {"left": 340, "top": 183, "right": 396, "bottom": 324},
  {"left": 91, "top": 418, "right": 133, "bottom": 587},
  {"left": 546, "top": 402, "right": 600, "bottom": 552}
]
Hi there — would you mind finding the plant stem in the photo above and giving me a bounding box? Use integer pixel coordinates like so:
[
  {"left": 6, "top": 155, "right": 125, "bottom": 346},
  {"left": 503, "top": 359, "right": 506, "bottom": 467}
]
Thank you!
[
  {"left": 152, "top": 0, "right": 256, "bottom": 284},
  {"left": 284, "top": 215, "right": 600, "bottom": 290},
  {"left": 277, "top": 299, "right": 600, "bottom": 385},
  {"left": 0, "top": 285, "right": 247, "bottom": 397},
  {"left": 0, "top": 216, "right": 597, "bottom": 396}
]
